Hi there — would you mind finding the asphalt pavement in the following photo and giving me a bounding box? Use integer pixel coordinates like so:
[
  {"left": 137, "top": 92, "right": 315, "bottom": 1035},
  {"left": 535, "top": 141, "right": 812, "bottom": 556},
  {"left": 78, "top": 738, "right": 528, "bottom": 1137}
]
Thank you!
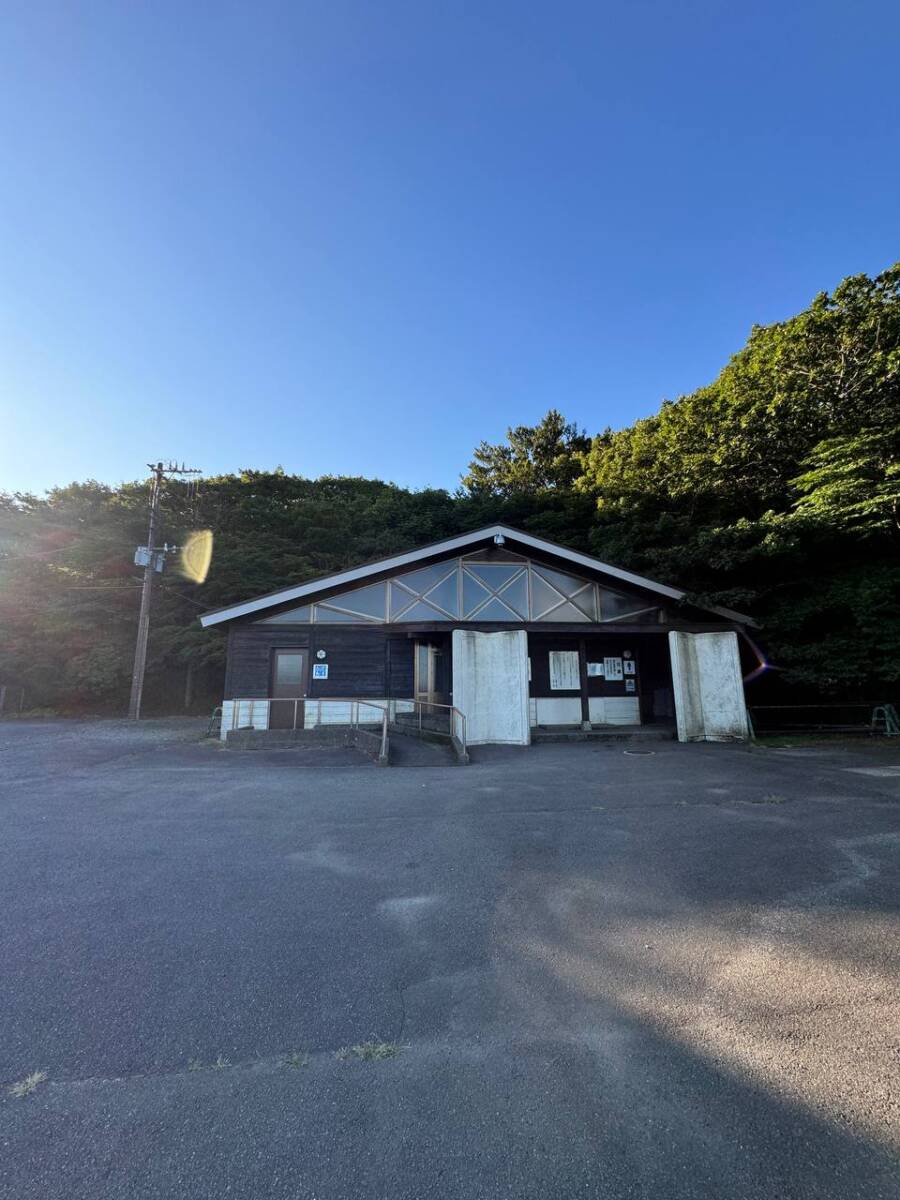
[{"left": 1, "top": 719, "right": 899, "bottom": 1199}]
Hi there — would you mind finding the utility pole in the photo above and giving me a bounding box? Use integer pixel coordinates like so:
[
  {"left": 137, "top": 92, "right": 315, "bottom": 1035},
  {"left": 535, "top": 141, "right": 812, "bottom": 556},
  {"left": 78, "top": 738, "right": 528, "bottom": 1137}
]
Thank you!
[{"left": 128, "top": 460, "right": 202, "bottom": 720}]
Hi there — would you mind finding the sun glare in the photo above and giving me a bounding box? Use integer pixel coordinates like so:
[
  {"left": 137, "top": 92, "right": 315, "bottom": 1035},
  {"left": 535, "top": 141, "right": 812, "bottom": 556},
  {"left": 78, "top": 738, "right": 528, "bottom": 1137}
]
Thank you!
[{"left": 179, "top": 529, "right": 213, "bottom": 584}]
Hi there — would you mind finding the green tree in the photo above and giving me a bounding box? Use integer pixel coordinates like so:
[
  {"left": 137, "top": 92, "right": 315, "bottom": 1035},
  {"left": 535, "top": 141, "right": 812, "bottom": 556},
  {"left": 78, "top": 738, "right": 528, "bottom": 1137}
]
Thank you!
[
  {"left": 580, "top": 264, "right": 900, "bottom": 521},
  {"left": 793, "top": 428, "right": 900, "bottom": 535},
  {"left": 0, "top": 473, "right": 469, "bottom": 712},
  {"left": 576, "top": 264, "right": 900, "bottom": 694},
  {"left": 462, "top": 410, "right": 590, "bottom": 496}
]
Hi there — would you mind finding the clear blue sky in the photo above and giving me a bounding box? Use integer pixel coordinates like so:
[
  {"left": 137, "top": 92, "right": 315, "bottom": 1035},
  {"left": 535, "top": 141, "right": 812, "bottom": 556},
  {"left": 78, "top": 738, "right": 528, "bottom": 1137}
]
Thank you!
[{"left": 2, "top": 1, "right": 898, "bottom": 496}]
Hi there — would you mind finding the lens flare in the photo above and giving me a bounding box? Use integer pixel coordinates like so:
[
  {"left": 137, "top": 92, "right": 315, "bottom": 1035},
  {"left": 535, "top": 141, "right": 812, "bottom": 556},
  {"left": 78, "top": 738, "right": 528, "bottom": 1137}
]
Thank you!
[
  {"left": 740, "top": 631, "right": 774, "bottom": 683},
  {"left": 179, "top": 529, "right": 213, "bottom": 583}
]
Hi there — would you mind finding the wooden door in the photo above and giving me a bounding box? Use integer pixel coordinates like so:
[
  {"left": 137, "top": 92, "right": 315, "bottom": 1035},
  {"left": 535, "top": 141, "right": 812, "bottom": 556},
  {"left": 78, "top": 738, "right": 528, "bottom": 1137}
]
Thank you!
[{"left": 270, "top": 650, "right": 307, "bottom": 729}]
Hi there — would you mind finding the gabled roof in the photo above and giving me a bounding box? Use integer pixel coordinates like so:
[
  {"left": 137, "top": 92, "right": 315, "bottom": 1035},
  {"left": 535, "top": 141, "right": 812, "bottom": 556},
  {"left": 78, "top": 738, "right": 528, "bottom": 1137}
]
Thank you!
[{"left": 199, "top": 524, "right": 754, "bottom": 627}]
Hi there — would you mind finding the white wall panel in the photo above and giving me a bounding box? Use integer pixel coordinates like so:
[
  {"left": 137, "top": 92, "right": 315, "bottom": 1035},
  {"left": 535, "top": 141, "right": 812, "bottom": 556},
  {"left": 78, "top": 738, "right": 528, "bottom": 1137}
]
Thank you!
[
  {"left": 304, "top": 700, "right": 389, "bottom": 727},
  {"left": 589, "top": 697, "right": 641, "bottom": 725},
  {"left": 669, "top": 631, "right": 748, "bottom": 742},
  {"left": 221, "top": 698, "right": 404, "bottom": 739},
  {"left": 452, "top": 630, "right": 530, "bottom": 745},
  {"left": 220, "top": 699, "right": 270, "bottom": 740},
  {"left": 534, "top": 697, "right": 582, "bottom": 726}
]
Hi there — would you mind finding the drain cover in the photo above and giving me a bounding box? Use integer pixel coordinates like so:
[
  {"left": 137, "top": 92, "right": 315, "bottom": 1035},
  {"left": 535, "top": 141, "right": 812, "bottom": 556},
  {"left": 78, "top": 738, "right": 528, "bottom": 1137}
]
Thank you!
[{"left": 623, "top": 749, "right": 655, "bottom": 756}]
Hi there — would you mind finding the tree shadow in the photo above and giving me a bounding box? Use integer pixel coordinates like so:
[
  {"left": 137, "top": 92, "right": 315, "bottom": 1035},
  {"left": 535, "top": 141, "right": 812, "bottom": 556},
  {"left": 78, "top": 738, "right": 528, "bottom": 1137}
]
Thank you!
[{"left": 488, "top": 859, "right": 900, "bottom": 1197}]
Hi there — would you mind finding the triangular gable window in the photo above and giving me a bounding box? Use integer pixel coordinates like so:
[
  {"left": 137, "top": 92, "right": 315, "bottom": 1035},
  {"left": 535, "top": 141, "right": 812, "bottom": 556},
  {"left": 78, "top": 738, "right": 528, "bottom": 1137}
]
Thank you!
[
  {"left": 498, "top": 573, "right": 528, "bottom": 618},
  {"left": 463, "top": 562, "right": 523, "bottom": 589},
  {"left": 256, "top": 605, "right": 311, "bottom": 624},
  {"left": 462, "top": 571, "right": 491, "bottom": 617},
  {"left": 282, "top": 552, "right": 653, "bottom": 625},
  {"left": 315, "top": 581, "right": 386, "bottom": 620},
  {"left": 531, "top": 573, "right": 565, "bottom": 618},
  {"left": 536, "top": 601, "right": 590, "bottom": 623},
  {"left": 315, "top": 605, "right": 374, "bottom": 623},
  {"left": 394, "top": 562, "right": 456, "bottom": 595},
  {"left": 391, "top": 599, "right": 451, "bottom": 621},
  {"left": 468, "top": 595, "right": 520, "bottom": 621},
  {"left": 424, "top": 573, "right": 460, "bottom": 617}
]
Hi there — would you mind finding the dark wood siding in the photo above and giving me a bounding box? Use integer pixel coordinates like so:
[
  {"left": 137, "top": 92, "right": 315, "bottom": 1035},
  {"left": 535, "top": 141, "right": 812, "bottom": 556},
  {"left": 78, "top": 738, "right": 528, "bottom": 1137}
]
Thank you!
[
  {"left": 226, "top": 624, "right": 420, "bottom": 701},
  {"left": 528, "top": 634, "right": 580, "bottom": 699},
  {"left": 225, "top": 628, "right": 311, "bottom": 699},
  {"left": 387, "top": 637, "right": 414, "bottom": 698},
  {"left": 225, "top": 620, "right": 683, "bottom": 711},
  {"left": 307, "top": 628, "right": 387, "bottom": 698},
  {"left": 527, "top": 633, "right": 644, "bottom": 701}
]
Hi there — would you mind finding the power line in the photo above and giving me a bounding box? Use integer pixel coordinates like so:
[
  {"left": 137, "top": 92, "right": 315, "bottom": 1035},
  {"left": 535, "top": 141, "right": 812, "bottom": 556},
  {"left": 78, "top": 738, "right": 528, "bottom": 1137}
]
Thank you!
[
  {"left": 0, "top": 538, "right": 137, "bottom": 561},
  {"left": 156, "top": 582, "right": 210, "bottom": 608}
]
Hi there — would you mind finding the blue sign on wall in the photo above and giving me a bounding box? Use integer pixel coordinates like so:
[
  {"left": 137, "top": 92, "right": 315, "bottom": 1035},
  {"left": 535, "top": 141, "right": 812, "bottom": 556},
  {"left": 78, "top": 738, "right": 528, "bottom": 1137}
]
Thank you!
[{"left": 312, "top": 663, "right": 329, "bottom": 680}]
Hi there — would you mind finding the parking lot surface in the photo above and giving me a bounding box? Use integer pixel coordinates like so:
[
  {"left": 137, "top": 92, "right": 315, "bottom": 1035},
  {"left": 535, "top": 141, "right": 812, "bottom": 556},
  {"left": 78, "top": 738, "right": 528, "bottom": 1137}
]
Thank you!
[{"left": 1, "top": 719, "right": 899, "bottom": 1199}]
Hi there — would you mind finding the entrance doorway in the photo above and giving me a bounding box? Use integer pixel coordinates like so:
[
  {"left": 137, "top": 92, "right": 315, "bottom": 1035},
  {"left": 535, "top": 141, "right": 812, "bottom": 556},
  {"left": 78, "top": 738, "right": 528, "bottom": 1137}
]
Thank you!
[
  {"left": 270, "top": 649, "right": 307, "bottom": 729},
  {"left": 414, "top": 640, "right": 449, "bottom": 708}
]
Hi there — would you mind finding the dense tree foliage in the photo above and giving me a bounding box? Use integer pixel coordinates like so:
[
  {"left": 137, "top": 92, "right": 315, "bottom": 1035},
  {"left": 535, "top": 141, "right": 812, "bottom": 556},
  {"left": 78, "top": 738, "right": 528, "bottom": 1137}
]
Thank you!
[
  {"left": 1, "top": 266, "right": 897, "bottom": 712},
  {"left": 462, "top": 410, "right": 590, "bottom": 496},
  {"left": 571, "top": 265, "right": 900, "bottom": 692},
  {"left": 0, "top": 475, "right": 463, "bottom": 712}
]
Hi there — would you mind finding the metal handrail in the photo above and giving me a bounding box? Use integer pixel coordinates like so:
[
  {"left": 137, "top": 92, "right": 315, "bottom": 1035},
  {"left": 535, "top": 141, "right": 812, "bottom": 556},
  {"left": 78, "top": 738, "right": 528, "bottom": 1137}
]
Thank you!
[
  {"left": 391, "top": 699, "right": 467, "bottom": 756},
  {"left": 229, "top": 697, "right": 388, "bottom": 731},
  {"left": 226, "top": 696, "right": 466, "bottom": 757},
  {"left": 229, "top": 700, "right": 388, "bottom": 734},
  {"left": 748, "top": 702, "right": 900, "bottom": 736},
  {"left": 228, "top": 697, "right": 390, "bottom": 761}
]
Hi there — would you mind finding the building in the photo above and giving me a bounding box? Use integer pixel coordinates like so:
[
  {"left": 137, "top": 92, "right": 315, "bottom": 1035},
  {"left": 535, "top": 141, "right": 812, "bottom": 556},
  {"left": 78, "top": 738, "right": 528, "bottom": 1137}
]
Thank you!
[{"left": 200, "top": 524, "right": 754, "bottom": 745}]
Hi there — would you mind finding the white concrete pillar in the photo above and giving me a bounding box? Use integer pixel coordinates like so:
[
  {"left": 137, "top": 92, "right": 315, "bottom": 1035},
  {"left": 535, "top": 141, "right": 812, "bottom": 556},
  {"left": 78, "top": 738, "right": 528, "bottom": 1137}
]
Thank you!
[
  {"left": 668, "top": 631, "right": 749, "bottom": 742},
  {"left": 451, "top": 630, "right": 531, "bottom": 745}
]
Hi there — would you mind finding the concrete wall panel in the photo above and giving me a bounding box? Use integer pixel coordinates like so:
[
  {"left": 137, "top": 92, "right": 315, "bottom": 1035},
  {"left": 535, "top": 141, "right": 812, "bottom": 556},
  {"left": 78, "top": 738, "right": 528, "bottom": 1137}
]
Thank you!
[
  {"left": 669, "top": 631, "right": 748, "bottom": 742},
  {"left": 534, "top": 697, "right": 582, "bottom": 726},
  {"left": 452, "top": 630, "right": 530, "bottom": 745},
  {"left": 588, "top": 697, "right": 642, "bottom": 725}
]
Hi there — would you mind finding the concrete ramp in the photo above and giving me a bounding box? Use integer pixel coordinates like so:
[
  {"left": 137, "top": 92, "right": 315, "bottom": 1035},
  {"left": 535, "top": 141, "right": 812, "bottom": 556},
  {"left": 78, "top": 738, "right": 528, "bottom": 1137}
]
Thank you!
[{"left": 388, "top": 731, "right": 459, "bottom": 767}]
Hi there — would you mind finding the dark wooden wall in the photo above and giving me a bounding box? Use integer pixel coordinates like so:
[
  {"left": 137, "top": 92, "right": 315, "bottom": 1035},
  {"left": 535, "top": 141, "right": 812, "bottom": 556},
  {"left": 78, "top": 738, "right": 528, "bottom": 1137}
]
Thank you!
[
  {"left": 387, "top": 636, "right": 415, "bottom": 697},
  {"left": 527, "top": 633, "right": 646, "bottom": 700},
  {"left": 224, "top": 624, "right": 676, "bottom": 718},
  {"left": 224, "top": 627, "right": 311, "bottom": 699},
  {"left": 306, "top": 628, "right": 386, "bottom": 699},
  {"left": 225, "top": 624, "right": 414, "bottom": 700},
  {"left": 527, "top": 634, "right": 579, "bottom": 700},
  {"left": 526, "top": 632, "right": 676, "bottom": 721}
]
